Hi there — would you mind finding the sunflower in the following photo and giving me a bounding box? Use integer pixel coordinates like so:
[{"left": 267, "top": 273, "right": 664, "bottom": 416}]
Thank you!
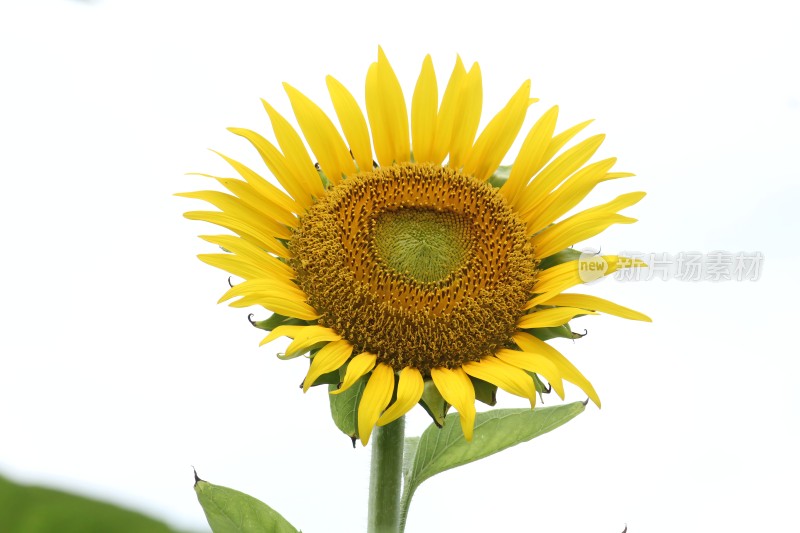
[{"left": 181, "top": 49, "right": 649, "bottom": 446}]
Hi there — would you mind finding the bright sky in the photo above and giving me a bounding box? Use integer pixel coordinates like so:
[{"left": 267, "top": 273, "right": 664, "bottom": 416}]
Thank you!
[{"left": 1, "top": 1, "right": 798, "bottom": 532}]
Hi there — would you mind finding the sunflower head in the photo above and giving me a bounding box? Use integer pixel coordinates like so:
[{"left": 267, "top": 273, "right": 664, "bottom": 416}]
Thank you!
[{"left": 182, "top": 48, "right": 650, "bottom": 446}]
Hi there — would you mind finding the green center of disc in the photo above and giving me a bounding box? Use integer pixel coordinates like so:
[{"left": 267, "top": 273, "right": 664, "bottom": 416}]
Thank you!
[{"left": 373, "top": 208, "right": 472, "bottom": 283}]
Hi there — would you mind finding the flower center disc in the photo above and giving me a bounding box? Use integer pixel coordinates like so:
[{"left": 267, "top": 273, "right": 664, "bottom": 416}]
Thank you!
[
  {"left": 289, "top": 163, "right": 537, "bottom": 373},
  {"left": 374, "top": 209, "right": 472, "bottom": 284}
]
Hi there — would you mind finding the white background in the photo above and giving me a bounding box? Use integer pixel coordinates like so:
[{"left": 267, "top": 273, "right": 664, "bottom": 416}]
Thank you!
[{"left": 1, "top": 0, "right": 798, "bottom": 532}]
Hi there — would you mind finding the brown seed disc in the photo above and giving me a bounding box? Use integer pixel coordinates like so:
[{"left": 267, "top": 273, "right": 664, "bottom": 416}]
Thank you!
[{"left": 289, "top": 162, "right": 537, "bottom": 373}]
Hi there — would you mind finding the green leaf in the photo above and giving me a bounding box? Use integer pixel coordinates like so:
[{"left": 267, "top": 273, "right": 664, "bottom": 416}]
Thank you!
[
  {"left": 328, "top": 374, "right": 368, "bottom": 443},
  {"left": 0, "top": 473, "right": 178, "bottom": 533},
  {"left": 418, "top": 380, "right": 449, "bottom": 427},
  {"left": 487, "top": 164, "right": 512, "bottom": 188},
  {"left": 402, "top": 437, "right": 421, "bottom": 482},
  {"left": 194, "top": 474, "right": 299, "bottom": 533},
  {"left": 537, "top": 247, "right": 583, "bottom": 270},
  {"left": 399, "top": 402, "right": 586, "bottom": 529}
]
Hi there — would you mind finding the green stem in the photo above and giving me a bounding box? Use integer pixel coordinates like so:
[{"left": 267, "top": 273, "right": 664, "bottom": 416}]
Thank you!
[
  {"left": 398, "top": 484, "right": 415, "bottom": 533},
  {"left": 367, "top": 416, "right": 405, "bottom": 533}
]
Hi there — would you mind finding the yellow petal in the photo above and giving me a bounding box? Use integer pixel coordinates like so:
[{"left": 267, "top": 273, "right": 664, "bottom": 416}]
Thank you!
[
  {"left": 208, "top": 151, "right": 304, "bottom": 214},
  {"left": 228, "top": 294, "right": 320, "bottom": 320},
  {"left": 358, "top": 363, "right": 396, "bottom": 445},
  {"left": 261, "top": 324, "right": 333, "bottom": 344},
  {"left": 430, "top": 367, "right": 476, "bottom": 441},
  {"left": 177, "top": 190, "right": 292, "bottom": 240},
  {"left": 284, "top": 83, "right": 356, "bottom": 185},
  {"left": 377, "top": 367, "right": 424, "bottom": 426},
  {"left": 431, "top": 56, "right": 466, "bottom": 164},
  {"left": 225, "top": 129, "right": 319, "bottom": 209},
  {"left": 302, "top": 339, "right": 354, "bottom": 392},
  {"left": 534, "top": 254, "right": 637, "bottom": 284},
  {"left": 527, "top": 255, "right": 642, "bottom": 308},
  {"left": 326, "top": 75, "right": 373, "bottom": 173},
  {"left": 364, "top": 62, "right": 390, "bottom": 166},
  {"left": 447, "top": 62, "right": 482, "bottom": 169},
  {"left": 260, "top": 101, "right": 323, "bottom": 204},
  {"left": 532, "top": 192, "right": 646, "bottom": 258},
  {"left": 331, "top": 352, "right": 377, "bottom": 395},
  {"left": 183, "top": 211, "right": 288, "bottom": 258},
  {"left": 502, "top": 106, "right": 559, "bottom": 207},
  {"left": 494, "top": 348, "right": 565, "bottom": 399},
  {"left": 578, "top": 191, "right": 647, "bottom": 218},
  {"left": 199, "top": 235, "right": 295, "bottom": 278},
  {"left": 517, "top": 307, "right": 597, "bottom": 329},
  {"left": 545, "top": 293, "right": 652, "bottom": 322},
  {"left": 411, "top": 55, "right": 438, "bottom": 164},
  {"left": 543, "top": 118, "right": 595, "bottom": 163},
  {"left": 462, "top": 356, "right": 537, "bottom": 408},
  {"left": 535, "top": 257, "right": 586, "bottom": 283},
  {"left": 378, "top": 48, "right": 410, "bottom": 164},
  {"left": 365, "top": 48, "right": 410, "bottom": 166},
  {"left": 533, "top": 214, "right": 637, "bottom": 259},
  {"left": 217, "top": 278, "right": 307, "bottom": 304},
  {"left": 260, "top": 325, "right": 341, "bottom": 359},
  {"left": 463, "top": 80, "right": 531, "bottom": 181},
  {"left": 279, "top": 327, "right": 341, "bottom": 357},
  {"left": 285, "top": 334, "right": 341, "bottom": 357},
  {"left": 512, "top": 331, "right": 600, "bottom": 407},
  {"left": 260, "top": 324, "right": 308, "bottom": 344},
  {"left": 523, "top": 157, "right": 620, "bottom": 235},
  {"left": 517, "top": 134, "right": 606, "bottom": 216},
  {"left": 194, "top": 174, "right": 298, "bottom": 228},
  {"left": 605, "top": 172, "right": 637, "bottom": 180},
  {"left": 197, "top": 253, "right": 279, "bottom": 281}
]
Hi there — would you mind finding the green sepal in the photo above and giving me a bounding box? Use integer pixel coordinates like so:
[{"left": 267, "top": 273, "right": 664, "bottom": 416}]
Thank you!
[
  {"left": 487, "top": 164, "right": 512, "bottom": 188},
  {"left": 399, "top": 402, "right": 586, "bottom": 529},
  {"left": 418, "top": 380, "right": 449, "bottom": 427},
  {"left": 310, "top": 370, "right": 341, "bottom": 387},
  {"left": 524, "top": 322, "right": 586, "bottom": 341},
  {"left": 316, "top": 165, "right": 331, "bottom": 189},
  {"left": 278, "top": 341, "right": 331, "bottom": 361},
  {"left": 276, "top": 351, "right": 303, "bottom": 361},
  {"left": 537, "top": 247, "right": 583, "bottom": 271},
  {"left": 530, "top": 372, "right": 552, "bottom": 402},
  {"left": 469, "top": 376, "right": 497, "bottom": 406},
  {"left": 193, "top": 473, "right": 300, "bottom": 533},
  {"left": 250, "top": 313, "right": 307, "bottom": 332},
  {"left": 328, "top": 374, "right": 368, "bottom": 443}
]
